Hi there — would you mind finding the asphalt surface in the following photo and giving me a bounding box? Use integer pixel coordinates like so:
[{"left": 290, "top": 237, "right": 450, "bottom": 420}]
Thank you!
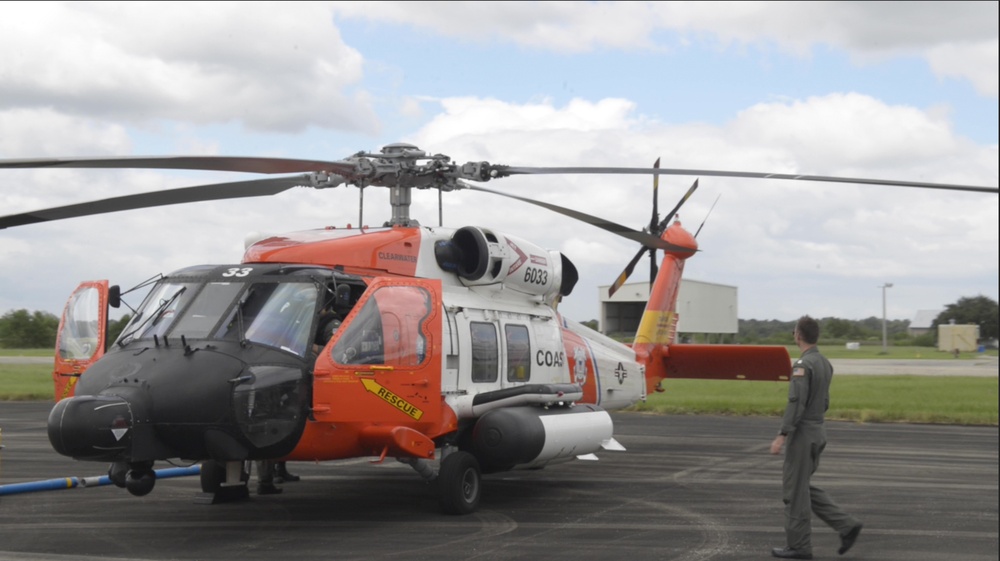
[{"left": 0, "top": 402, "right": 996, "bottom": 561}]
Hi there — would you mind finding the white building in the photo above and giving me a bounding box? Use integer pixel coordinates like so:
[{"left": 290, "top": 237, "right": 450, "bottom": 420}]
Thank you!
[
  {"left": 598, "top": 279, "right": 738, "bottom": 338},
  {"left": 909, "top": 309, "right": 943, "bottom": 337}
]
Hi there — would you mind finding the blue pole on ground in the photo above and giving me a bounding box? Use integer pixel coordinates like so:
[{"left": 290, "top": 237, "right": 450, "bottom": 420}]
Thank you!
[{"left": 0, "top": 465, "right": 201, "bottom": 496}]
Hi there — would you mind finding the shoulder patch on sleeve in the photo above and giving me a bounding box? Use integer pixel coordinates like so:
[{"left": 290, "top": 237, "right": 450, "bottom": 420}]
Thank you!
[{"left": 792, "top": 367, "right": 806, "bottom": 377}]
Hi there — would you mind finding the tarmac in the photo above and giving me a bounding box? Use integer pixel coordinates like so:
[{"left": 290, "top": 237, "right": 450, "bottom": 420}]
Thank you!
[{"left": 0, "top": 402, "right": 996, "bottom": 561}]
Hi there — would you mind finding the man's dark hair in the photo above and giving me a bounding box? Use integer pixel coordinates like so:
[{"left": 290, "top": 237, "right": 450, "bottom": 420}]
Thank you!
[{"left": 796, "top": 315, "right": 820, "bottom": 345}]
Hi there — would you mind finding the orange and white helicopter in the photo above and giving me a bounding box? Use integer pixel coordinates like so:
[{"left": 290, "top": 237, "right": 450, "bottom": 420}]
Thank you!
[{"left": 1, "top": 144, "right": 994, "bottom": 513}]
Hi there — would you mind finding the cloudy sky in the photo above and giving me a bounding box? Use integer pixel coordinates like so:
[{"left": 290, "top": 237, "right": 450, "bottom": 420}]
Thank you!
[{"left": 1, "top": 1, "right": 997, "bottom": 327}]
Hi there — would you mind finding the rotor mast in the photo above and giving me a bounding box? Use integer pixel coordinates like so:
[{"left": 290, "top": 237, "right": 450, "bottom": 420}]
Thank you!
[{"left": 344, "top": 143, "right": 491, "bottom": 228}]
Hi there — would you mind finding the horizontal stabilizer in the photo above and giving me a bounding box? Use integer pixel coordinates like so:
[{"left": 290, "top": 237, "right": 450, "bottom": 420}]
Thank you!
[{"left": 663, "top": 344, "right": 790, "bottom": 381}]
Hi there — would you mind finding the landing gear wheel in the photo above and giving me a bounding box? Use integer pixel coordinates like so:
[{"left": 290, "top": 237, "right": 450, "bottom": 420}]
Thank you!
[
  {"left": 125, "top": 467, "right": 156, "bottom": 497},
  {"left": 437, "top": 451, "right": 482, "bottom": 515}
]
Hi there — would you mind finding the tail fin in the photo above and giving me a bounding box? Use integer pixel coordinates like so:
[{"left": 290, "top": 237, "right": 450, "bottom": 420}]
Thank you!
[
  {"left": 633, "top": 220, "right": 697, "bottom": 348},
  {"left": 632, "top": 222, "right": 790, "bottom": 394}
]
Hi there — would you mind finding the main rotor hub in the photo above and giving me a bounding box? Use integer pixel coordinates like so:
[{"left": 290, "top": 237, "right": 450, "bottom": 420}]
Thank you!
[{"left": 331, "top": 144, "right": 493, "bottom": 226}]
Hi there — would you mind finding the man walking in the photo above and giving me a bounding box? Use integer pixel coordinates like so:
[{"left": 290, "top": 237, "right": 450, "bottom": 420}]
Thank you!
[{"left": 770, "top": 316, "right": 863, "bottom": 559}]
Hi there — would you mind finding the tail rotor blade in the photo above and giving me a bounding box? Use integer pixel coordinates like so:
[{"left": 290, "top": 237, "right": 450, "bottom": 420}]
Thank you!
[
  {"left": 657, "top": 179, "right": 699, "bottom": 232},
  {"left": 693, "top": 194, "right": 721, "bottom": 239},
  {"left": 649, "top": 158, "right": 661, "bottom": 287},
  {"left": 609, "top": 245, "right": 649, "bottom": 298},
  {"left": 650, "top": 158, "right": 660, "bottom": 234}
]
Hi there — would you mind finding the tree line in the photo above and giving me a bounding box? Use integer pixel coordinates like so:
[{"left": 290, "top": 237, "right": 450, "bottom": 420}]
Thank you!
[
  {"left": 1, "top": 296, "right": 995, "bottom": 349},
  {"left": 0, "top": 310, "right": 131, "bottom": 349},
  {"left": 739, "top": 296, "right": 997, "bottom": 346}
]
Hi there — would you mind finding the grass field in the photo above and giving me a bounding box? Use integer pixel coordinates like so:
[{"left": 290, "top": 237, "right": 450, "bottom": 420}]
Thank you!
[
  {"left": 0, "top": 348, "right": 55, "bottom": 357},
  {"left": 632, "top": 376, "right": 998, "bottom": 425},
  {"left": 0, "top": 364, "right": 53, "bottom": 401},
  {"left": 2, "top": 348, "right": 997, "bottom": 425},
  {"left": 786, "top": 345, "right": 997, "bottom": 359}
]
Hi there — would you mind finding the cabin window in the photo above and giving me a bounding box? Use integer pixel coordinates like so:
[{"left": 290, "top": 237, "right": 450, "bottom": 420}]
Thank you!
[
  {"left": 332, "top": 285, "right": 431, "bottom": 366},
  {"left": 470, "top": 321, "right": 498, "bottom": 383},
  {"left": 505, "top": 324, "right": 531, "bottom": 382}
]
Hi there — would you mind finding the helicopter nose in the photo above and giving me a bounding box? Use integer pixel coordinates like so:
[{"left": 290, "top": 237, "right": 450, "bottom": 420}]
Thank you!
[{"left": 48, "top": 394, "right": 138, "bottom": 461}]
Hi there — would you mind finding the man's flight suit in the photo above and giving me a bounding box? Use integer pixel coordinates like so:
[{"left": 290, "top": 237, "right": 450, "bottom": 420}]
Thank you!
[{"left": 779, "top": 347, "right": 861, "bottom": 554}]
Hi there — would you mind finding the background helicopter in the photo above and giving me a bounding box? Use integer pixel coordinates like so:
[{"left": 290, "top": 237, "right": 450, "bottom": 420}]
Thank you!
[{"left": 1, "top": 145, "right": 996, "bottom": 513}]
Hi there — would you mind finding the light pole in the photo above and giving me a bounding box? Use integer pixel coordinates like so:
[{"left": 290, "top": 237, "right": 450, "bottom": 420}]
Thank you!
[{"left": 881, "top": 283, "right": 894, "bottom": 354}]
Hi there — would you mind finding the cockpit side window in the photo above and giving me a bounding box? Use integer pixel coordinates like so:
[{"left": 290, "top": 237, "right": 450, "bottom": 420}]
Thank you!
[
  {"left": 57, "top": 286, "right": 103, "bottom": 360},
  {"left": 332, "top": 286, "right": 431, "bottom": 366},
  {"left": 242, "top": 283, "right": 319, "bottom": 357}
]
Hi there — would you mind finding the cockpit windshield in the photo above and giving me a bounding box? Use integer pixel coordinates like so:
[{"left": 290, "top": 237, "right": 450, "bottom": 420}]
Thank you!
[
  {"left": 118, "top": 281, "right": 197, "bottom": 344},
  {"left": 117, "top": 277, "right": 321, "bottom": 357}
]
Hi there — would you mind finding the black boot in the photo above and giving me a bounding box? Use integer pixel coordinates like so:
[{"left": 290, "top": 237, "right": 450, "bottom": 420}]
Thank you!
[
  {"left": 274, "top": 462, "right": 300, "bottom": 483},
  {"left": 257, "top": 482, "right": 283, "bottom": 495}
]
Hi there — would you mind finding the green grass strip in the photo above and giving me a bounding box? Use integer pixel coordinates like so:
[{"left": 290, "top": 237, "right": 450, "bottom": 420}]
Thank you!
[
  {"left": 631, "top": 376, "right": 998, "bottom": 426},
  {"left": 0, "top": 364, "right": 54, "bottom": 401}
]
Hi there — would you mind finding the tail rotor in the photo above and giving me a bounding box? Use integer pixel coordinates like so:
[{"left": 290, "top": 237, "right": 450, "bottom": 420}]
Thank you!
[{"left": 608, "top": 160, "right": 699, "bottom": 297}]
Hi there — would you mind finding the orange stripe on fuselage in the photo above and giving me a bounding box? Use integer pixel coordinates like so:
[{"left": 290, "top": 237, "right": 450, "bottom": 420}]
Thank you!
[{"left": 242, "top": 226, "right": 422, "bottom": 276}]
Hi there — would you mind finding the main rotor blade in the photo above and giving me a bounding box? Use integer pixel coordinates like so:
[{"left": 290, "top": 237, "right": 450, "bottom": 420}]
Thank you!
[
  {"left": 0, "top": 156, "right": 348, "bottom": 175},
  {"left": 0, "top": 174, "right": 316, "bottom": 229},
  {"left": 608, "top": 245, "right": 649, "bottom": 298},
  {"left": 459, "top": 183, "right": 694, "bottom": 253},
  {"left": 494, "top": 166, "right": 998, "bottom": 194}
]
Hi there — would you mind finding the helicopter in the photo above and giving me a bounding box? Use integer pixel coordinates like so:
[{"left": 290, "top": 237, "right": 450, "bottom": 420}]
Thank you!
[{"left": 1, "top": 143, "right": 996, "bottom": 514}]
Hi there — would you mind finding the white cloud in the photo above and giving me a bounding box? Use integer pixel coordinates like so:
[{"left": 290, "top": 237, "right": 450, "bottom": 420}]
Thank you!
[
  {"left": 0, "top": 2, "right": 378, "bottom": 133},
  {"left": 0, "top": 109, "right": 132, "bottom": 157},
  {"left": 331, "top": 1, "right": 999, "bottom": 97},
  {"left": 331, "top": 1, "right": 661, "bottom": 53},
  {"left": 926, "top": 39, "right": 1000, "bottom": 96}
]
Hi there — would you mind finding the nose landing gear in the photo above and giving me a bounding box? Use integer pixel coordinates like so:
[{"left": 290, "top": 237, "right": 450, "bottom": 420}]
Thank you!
[{"left": 108, "top": 461, "right": 157, "bottom": 496}]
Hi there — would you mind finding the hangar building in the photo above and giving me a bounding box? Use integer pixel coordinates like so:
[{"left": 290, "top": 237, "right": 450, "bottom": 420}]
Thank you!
[{"left": 598, "top": 279, "right": 738, "bottom": 339}]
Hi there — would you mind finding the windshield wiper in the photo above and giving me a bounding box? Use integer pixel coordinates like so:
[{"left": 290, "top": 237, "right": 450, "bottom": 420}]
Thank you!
[{"left": 118, "top": 286, "right": 187, "bottom": 347}]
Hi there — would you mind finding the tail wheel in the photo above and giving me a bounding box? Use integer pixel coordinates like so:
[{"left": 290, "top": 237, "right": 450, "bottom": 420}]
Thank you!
[{"left": 437, "top": 451, "right": 482, "bottom": 515}]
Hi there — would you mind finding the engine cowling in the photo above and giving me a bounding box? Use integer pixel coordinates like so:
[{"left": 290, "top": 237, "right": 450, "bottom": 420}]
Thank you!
[
  {"left": 434, "top": 226, "right": 578, "bottom": 299},
  {"left": 471, "top": 404, "right": 612, "bottom": 471}
]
